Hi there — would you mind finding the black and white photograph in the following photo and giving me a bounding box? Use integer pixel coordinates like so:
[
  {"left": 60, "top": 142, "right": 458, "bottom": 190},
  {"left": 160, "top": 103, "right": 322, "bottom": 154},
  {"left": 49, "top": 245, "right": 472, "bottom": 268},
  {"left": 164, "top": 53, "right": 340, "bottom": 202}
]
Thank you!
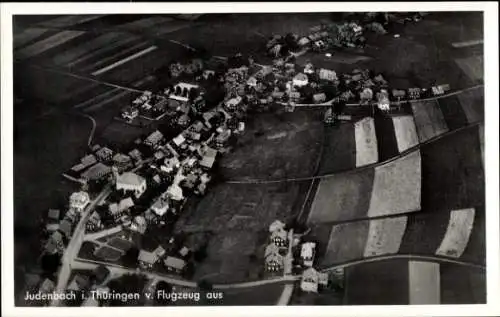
[{"left": 1, "top": 2, "right": 499, "bottom": 316}]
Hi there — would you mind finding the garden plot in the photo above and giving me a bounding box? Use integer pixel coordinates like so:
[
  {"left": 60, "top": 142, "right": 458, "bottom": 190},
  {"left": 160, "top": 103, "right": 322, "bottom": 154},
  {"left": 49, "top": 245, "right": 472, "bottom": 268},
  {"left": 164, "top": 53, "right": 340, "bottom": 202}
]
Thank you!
[
  {"left": 354, "top": 117, "right": 379, "bottom": 167},
  {"left": 363, "top": 216, "right": 408, "bottom": 257},
  {"left": 457, "top": 88, "right": 484, "bottom": 124},
  {"left": 307, "top": 168, "right": 374, "bottom": 224},
  {"left": 435, "top": 208, "right": 475, "bottom": 258},
  {"left": 411, "top": 101, "right": 449, "bottom": 142},
  {"left": 392, "top": 115, "right": 419, "bottom": 153},
  {"left": 321, "top": 221, "right": 369, "bottom": 266},
  {"left": 367, "top": 150, "right": 422, "bottom": 218}
]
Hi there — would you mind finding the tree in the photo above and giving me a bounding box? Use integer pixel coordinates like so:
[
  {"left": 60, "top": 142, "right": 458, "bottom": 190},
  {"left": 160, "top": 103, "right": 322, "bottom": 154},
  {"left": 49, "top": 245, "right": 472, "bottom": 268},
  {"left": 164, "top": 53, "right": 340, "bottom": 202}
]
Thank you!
[
  {"left": 40, "top": 253, "right": 61, "bottom": 277},
  {"left": 284, "top": 33, "right": 299, "bottom": 51}
]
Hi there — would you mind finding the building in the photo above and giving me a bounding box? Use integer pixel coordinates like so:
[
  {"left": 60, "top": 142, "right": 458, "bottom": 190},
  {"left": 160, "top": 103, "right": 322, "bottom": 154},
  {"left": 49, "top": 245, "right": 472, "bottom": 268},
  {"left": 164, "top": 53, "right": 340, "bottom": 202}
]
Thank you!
[
  {"left": 313, "top": 93, "right": 327, "bottom": 104},
  {"left": 269, "top": 220, "right": 286, "bottom": 233},
  {"left": 179, "top": 246, "right": 190, "bottom": 258},
  {"left": 81, "top": 154, "right": 98, "bottom": 168},
  {"left": 67, "top": 274, "right": 90, "bottom": 292},
  {"left": 301, "top": 242, "right": 316, "bottom": 267},
  {"left": 270, "top": 228, "right": 288, "bottom": 247},
  {"left": 376, "top": 89, "right": 390, "bottom": 111},
  {"left": 289, "top": 91, "right": 301, "bottom": 103},
  {"left": 38, "top": 278, "right": 55, "bottom": 294},
  {"left": 128, "top": 149, "right": 142, "bottom": 162},
  {"left": 169, "top": 82, "right": 200, "bottom": 102},
  {"left": 164, "top": 256, "right": 186, "bottom": 274},
  {"left": 167, "top": 183, "right": 184, "bottom": 202},
  {"left": 86, "top": 211, "right": 102, "bottom": 232},
  {"left": 199, "top": 146, "right": 218, "bottom": 170},
  {"left": 115, "top": 172, "right": 147, "bottom": 198},
  {"left": 300, "top": 267, "right": 327, "bottom": 293},
  {"left": 408, "top": 88, "right": 421, "bottom": 99},
  {"left": 324, "top": 108, "right": 335, "bottom": 124},
  {"left": 202, "top": 69, "right": 215, "bottom": 80},
  {"left": 95, "top": 147, "right": 114, "bottom": 161},
  {"left": 144, "top": 130, "right": 164, "bottom": 148},
  {"left": 215, "top": 129, "right": 232, "bottom": 148},
  {"left": 138, "top": 250, "right": 159, "bottom": 269},
  {"left": 298, "top": 36, "right": 311, "bottom": 46},
  {"left": 264, "top": 244, "right": 284, "bottom": 272},
  {"left": 80, "top": 162, "right": 112, "bottom": 182},
  {"left": 360, "top": 87, "right": 374, "bottom": 102},
  {"left": 293, "top": 73, "right": 309, "bottom": 87},
  {"left": 313, "top": 40, "right": 326, "bottom": 51},
  {"left": 153, "top": 245, "right": 167, "bottom": 259},
  {"left": 225, "top": 96, "right": 242, "bottom": 111},
  {"left": 162, "top": 156, "right": 180, "bottom": 173},
  {"left": 122, "top": 106, "right": 139, "bottom": 122},
  {"left": 246, "top": 76, "right": 258, "bottom": 87},
  {"left": 130, "top": 215, "right": 147, "bottom": 234},
  {"left": 318, "top": 68, "right": 337, "bottom": 82},
  {"left": 112, "top": 153, "right": 132, "bottom": 171},
  {"left": 172, "top": 134, "right": 186, "bottom": 148},
  {"left": 69, "top": 191, "right": 90, "bottom": 213},
  {"left": 109, "top": 197, "right": 134, "bottom": 220}
]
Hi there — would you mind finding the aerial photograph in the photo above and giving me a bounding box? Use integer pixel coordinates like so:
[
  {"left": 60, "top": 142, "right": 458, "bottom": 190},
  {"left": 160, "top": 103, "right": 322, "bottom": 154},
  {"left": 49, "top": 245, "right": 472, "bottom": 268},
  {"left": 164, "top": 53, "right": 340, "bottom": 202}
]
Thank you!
[{"left": 12, "top": 11, "right": 485, "bottom": 306}]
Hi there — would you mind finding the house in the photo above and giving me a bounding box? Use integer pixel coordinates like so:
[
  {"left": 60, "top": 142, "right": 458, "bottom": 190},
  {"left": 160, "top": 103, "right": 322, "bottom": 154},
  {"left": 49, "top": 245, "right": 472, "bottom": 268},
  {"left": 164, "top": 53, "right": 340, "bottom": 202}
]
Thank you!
[
  {"left": 169, "top": 82, "right": 200, "bottom": 102},
  {"left": 45, "top": 231, "right": 64, "bottom": 254},
  {"left": 172, "top": 134, "right": 186, "bottom": 147},
  {"left": 138, "top": 250, "right": 159, "bottom": 269},
  {"left": 318, "top": 68, "right": 337, "bottom": 82},
  {"left": 38, "top": 278, "right": 55, "bottom": 294},
  {"left": 179, "top": 246, "right": 190, "bottom": 258},
  {"left": 58, "top": 219, "right": 73, "bottom": 239},
  {"left": 360, "top": 87, "right": 374, "bottom": 101},
  {"left": 270, "top": 228, "right": 288, "bottom": 247},
  {"left": 269, "top": 220, "right": 286, "bottom": 233},
  {"left": 225, "top": 96, "right": 242, "bottom": 111},
  {"left": 432, "top": 84, "right": 450, "bottom": 96},
  {"left": 163, "top": 156, "right": 180, "bottom": 173},
  {"left": 303, "top": 63, "right": 315, "bottom": 74},
  {"left": 70, "top": 163, "right": 86, "bottom": 173},
  {"left": 272, "top": 91, "right": 285, "bottom": 100},
  {"left": 153, "top": 245, "right": 167, "bottom": 259},
  {"left": 80, "top": 162, "right": 112, "bottom": 182},
  {"left": 202, "top": 69, "right": 215, "bottom": 80},
  {"left": 128, "top": 149, "right": 143, "bottom": 162},
  {"left": 301, "top": 242, "right": 316, "bottom": 267},
  {"left": 298, "top": 36, "right": 311, "bottom": 46},
  {"left": 115, "top": 172, "right": 147, "bottom": 198},
  {"left": 313, "top": 93, "right": 327, "bottom": 104},
  {"left": 46, "top": 222, "right": 59, "bottom": 232},
  {"left": 303, "top": 269, "right": 322, "bottom": 292},
  {"left": 95, "top": 147, "right": 114, "bottom": 161},
  {"left": 81, "top": 154, "right": 97, "bottom": 168},
  {"left": 130, "top": 215, "right": 147, "bottom": 234},
  {"left": 69, "top": 191, "right": 90, "bottom": 213},
  {"left": 86, "top": 211, "right": 102, "bottom": 232},
  {"left": 292, "top": 73, "right": 309, "bottom": 87},
  {"left": 289, "top": 91, "right": 301, "bottom": 103},
  {"left": 177, "top": 114, "right": 191, "bottom": 126},
  {"left": 199, "top": 146, "right": 218, "bottom": 169},
  {"left": 167, "top": 184, "right": 184, "bottom": 202},
  {"left": 67, "top": 274, "right": 90, "bottom": 292},
  {"left": 122, "top": 106, "right": 139, "bottom": 122},
  {"left": 408, "top": 88, "right": 421, "bottom": 99},
  {"left": 264, "top": 244, "right": 284, "bottom": 272},
  {"left": 324, "top": 108, "right": 335, "bottom": 124},
  {"left": 313, "top": 40, "right": 326, "bottom": 51},
  {"left": 392, "top": 89, "right": 406, "bottom": 99},
  {"left": 144, "top": 130, "right": 164, "bottom": 148},
  {"left": 164, "top": 256, "right": 186, "bottom": 274},
  {"left": 112, "top": 153, "right": 132, "bottom": 171},
  {"left": 144, "top": 209, "right": 158, "bottom": 225},
  {"left": 215, "top": 129, "right": 232, "bottom": 148},
  {"left": 154, "top": 151, "right": 165, "bottom": 161},
  {"left": 109, "top": 197, "right": 135, "bottom": 220},
  {"left": 376, "top": 89, "right": 390, "bottom": 111},
  {"left": 246, "top": 76, "right": 258, "bottom": 87}
]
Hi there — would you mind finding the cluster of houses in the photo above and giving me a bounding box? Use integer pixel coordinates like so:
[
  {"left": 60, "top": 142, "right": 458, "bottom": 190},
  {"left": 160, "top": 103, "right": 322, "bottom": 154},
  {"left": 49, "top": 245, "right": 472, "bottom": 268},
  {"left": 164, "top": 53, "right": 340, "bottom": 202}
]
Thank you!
[
  {"left": 43, "top": 191, "right": 90, "bottom": 255},
  {"left": 263, "top": 220, "right": 328, "bottom": 294}
]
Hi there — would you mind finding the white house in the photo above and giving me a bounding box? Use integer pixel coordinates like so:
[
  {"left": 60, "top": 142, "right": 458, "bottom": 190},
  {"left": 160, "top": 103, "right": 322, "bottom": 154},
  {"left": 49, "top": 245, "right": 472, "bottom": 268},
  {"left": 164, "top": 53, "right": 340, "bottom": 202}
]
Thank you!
[
  {"left": 293, "top": 73, "right": 309, "bottom": 87},
  {"left": 69, "top": 191, "right": 90, "bottom": 213},
  {"left": 300, "top": 267, "right": 328, "bottom": 293},
  {"left": 376, "top": 89, "right": 390, "bottom": 111},
  {"left": 115, "top": 172, "right": 147, "bottom": 198},
  {"left": 130, "top": 215, "right": 147, "bottom": 234},
  {"left": 264, "top": 243, "right": 284, "bottom": 272},
  {"left": 318, "top": 68, "right": 337, "bottom": 82},
  {"left": 301, "top": 242, "right": 316, "bottom": 267},
  {"left": 151, "top": 194, "right": 170, "bottom": 217}
]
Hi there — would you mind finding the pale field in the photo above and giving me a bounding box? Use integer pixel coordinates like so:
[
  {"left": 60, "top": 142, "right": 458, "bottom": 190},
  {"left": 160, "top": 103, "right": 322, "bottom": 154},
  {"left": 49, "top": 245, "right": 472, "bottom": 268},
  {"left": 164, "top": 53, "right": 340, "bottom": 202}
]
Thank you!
[
  {"left": 411, "top": 101, "right": 449, "bottom": 142},
  {"left": 354, "top": 117, "right": 378, "bottom": 167},
  {"left": 363, "top": 216, "right": 408, "bottom": 257},
  {"left": 436, "top": 208, "right": 475, "bottom": 258},
  {"left": 408, "top": 260, "right": 441, "bottom": 304},
  {"left": 367, "top": 150, "right": 422, "bottom": 218},
  {"left": 392, "top": 115, "right": 419, "bottom": 153}
]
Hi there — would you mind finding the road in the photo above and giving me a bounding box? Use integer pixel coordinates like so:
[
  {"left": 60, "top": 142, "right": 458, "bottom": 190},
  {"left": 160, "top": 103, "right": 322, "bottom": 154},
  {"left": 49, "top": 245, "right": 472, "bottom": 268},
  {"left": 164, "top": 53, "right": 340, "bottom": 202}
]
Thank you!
[{"left": 50, "top": 184, "right": 112, "bottom": 306}]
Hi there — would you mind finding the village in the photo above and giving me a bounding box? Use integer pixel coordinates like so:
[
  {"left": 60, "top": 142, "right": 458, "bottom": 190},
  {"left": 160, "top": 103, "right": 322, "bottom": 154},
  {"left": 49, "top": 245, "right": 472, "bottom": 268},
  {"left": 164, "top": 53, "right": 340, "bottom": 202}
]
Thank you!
[{"left": 23, "top": 13, "right": 460, "bottom": 306}]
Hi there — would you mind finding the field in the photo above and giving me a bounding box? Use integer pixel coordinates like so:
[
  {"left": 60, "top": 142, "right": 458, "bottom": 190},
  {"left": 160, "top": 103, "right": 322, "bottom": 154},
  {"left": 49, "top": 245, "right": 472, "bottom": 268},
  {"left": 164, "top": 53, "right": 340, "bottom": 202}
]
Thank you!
[
  {"left": 307, "top": 168, "right": 374, "bottom": 224},
  {"left": 108, "top": 237, "right": 135, "bottom": 252},
  {"left": 411, "top": 101, "right": 449, "bottom": 143},
  {"left": 344, "top": 258, "right": 410, "bottom": 305},
  {"left": 175, "top": 181, "right": 310, "bottom": 283},
  {"left": 367, "top": 150, "right": 421, "bottom": 218},
  {"left": 317, "top": 123, "right": 356, "bottom": 175},
  {"left": 435, "top": 208, "right": 476, "bottom": 258},
  {"left": 439, "top": 262, "right": 486, "bottom": 304},
  {"left": 391, "top": 115, "right": 419, "bottom": 152},
  {"left": 363, "top": 216, "right": 408, "bottom": 257},
  {"left": 321, "top": 221, "right": 369, "bottom": 265},
  {"left": 354, "top": 117, "right": 378, "bottom": 167},
  {"left": 408, "top": 261, "right": 440, "bottom": 304},
  {"left": 456, "top": 87, "right": 484, "bottom": 124},
  {"left": 218, "top": 109, "right": 324, "bottom": 181}
]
